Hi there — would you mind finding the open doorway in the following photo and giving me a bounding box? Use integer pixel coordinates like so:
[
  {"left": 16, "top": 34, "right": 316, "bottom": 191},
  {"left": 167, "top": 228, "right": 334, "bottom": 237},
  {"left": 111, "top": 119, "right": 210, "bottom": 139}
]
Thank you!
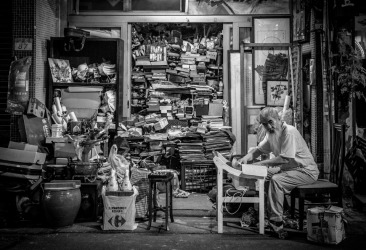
[{"left": 128, "top": 22, "right": 228, "bottom": 213}]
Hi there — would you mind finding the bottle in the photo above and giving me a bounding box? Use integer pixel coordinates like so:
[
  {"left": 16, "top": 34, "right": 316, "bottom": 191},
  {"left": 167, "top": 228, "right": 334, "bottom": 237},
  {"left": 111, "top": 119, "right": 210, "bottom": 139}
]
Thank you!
[{"left": 219, "top": 80, "right": 223, "bottom": 92}]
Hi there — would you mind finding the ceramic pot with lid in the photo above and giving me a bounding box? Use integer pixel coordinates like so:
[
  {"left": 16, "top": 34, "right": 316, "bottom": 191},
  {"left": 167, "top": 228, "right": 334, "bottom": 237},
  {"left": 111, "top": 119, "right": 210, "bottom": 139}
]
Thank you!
[{"left": 42, "top": 180, "right": 81, "bottom": 227}]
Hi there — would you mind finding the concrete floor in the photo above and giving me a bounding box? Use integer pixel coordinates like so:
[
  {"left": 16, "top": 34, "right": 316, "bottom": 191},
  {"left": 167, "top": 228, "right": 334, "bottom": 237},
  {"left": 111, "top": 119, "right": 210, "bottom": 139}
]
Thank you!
[{"left": 1, "top": 194, "right": 366, "bottom": 249}]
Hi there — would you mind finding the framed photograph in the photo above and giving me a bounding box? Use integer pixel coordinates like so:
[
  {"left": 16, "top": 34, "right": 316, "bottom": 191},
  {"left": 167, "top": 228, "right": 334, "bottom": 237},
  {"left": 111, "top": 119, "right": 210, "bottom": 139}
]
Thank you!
[
  {"left": 253, "top": 18, "right": 290, "bottom": 105},
  {"left": 266, "top": 80, "right": 288, "bottom": 106},
  {"left": 48, "top": 58, "right": 73, "bottom": 83}
]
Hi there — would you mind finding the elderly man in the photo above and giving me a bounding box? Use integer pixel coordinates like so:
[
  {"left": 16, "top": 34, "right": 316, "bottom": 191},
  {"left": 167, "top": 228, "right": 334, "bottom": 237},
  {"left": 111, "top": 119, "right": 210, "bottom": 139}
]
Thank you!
[{"left": 239, "top": 107, "right": 319, "bottom": 238}]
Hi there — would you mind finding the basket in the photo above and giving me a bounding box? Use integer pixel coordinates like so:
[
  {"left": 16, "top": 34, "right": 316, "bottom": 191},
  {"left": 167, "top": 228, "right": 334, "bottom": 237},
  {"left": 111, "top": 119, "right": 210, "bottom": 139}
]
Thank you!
[{"left": 180, "top": 160, "right": 216, "bottom": 193}]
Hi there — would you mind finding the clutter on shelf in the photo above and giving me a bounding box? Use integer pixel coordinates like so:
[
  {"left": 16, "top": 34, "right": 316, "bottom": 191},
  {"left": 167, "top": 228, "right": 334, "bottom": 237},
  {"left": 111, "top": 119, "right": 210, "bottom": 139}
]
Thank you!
[
  {"left": 48, "top": 58, "right": 117, "bottom": 84},
  {"left": 130, "top": 23, "right": 224, "bottom": 118}
]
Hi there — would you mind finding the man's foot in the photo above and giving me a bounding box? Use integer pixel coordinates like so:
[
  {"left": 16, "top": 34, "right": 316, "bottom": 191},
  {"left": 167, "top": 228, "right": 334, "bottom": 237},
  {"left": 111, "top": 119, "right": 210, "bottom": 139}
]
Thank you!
[
  {"left": 276, "top": 229, "right": 289, "bottom": 239},
  {"left": 268, "top": 220, "right": 289, "bottom": 239}
]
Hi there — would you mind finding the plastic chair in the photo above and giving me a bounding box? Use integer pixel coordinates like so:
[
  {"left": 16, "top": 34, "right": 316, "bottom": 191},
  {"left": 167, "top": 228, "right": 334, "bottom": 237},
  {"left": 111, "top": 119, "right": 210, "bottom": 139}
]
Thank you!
[{"left": 213, "top": 151, "right": 266, "bottom": 234}]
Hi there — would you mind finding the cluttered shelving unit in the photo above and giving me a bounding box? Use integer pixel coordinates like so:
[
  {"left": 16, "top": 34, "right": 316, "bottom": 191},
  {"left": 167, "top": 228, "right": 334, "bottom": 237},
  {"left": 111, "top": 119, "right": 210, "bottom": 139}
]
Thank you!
[
  {"left": 47, "top": 37, "right": 124, "bottom": 127},
  {"left": 130, "top": 23, "right": 224, "bottom": 122}
]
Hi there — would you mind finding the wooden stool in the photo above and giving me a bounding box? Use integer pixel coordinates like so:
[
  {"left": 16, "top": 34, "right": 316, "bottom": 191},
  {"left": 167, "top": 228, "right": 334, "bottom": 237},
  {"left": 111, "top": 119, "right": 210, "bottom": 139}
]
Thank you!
[{"left": 147, "top": 172, "right": 174, "bottom": 231}]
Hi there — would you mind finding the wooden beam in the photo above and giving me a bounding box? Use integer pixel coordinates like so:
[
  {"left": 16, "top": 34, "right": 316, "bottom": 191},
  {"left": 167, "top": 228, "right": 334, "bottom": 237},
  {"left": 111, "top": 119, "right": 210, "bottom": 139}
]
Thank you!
[{"left": 68, "top": 15, "right": 252, "bottom": 26}]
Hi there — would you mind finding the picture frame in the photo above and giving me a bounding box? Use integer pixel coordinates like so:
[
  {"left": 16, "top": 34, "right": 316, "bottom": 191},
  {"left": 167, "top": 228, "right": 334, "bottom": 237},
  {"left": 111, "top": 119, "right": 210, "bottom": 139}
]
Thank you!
[
  {"left": 266, "top": 80, "right": 288, "bottom": 106},
  {"left": 48, "top": 58, "right": 73, "bottom": 83},
  {"left": 252, "top": 17, "right": 290, "bottom": 105}
]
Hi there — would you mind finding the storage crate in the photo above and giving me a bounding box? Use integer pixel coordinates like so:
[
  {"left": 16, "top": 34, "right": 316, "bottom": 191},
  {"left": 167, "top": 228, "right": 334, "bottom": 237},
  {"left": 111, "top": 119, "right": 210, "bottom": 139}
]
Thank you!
[{"left": 180, "top": 160, "right": 216, "bottom": 193}]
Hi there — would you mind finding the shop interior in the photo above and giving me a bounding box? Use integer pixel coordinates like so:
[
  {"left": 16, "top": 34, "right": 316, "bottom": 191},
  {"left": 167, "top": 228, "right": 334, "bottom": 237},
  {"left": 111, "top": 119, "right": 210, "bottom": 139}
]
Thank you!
[{"left": 1, "top": 0, "right": 365, "bottom": 243}]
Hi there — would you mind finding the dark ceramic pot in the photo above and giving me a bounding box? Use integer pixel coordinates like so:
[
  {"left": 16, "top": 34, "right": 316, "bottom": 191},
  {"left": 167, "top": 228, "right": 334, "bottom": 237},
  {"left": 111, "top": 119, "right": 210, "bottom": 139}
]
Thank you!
[{"left": 42, "top": 185, "right": 81, "bottom": 228}]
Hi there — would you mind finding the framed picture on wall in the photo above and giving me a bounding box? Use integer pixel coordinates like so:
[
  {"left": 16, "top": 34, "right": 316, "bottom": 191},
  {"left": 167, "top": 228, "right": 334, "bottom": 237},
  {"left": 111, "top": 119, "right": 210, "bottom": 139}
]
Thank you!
[
  {"left": 266, "top": 80, "right": 288, "bottom": 106},
  {"left": 253, "top": 18, "right": 290, "bottom": 105}
]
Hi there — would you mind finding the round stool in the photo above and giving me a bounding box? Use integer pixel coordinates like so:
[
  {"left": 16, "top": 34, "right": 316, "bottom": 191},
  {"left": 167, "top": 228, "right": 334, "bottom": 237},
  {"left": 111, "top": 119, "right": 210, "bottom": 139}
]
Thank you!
[{"left": 147, "top": 172, "right": 174, "bottom": 231}]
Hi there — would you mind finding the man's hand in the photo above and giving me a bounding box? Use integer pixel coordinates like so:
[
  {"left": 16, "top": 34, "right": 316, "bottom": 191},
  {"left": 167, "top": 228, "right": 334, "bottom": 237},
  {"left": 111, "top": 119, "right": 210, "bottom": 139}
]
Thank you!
[{"left": 238, "top": 155, "right": 252, "bottom": 164}]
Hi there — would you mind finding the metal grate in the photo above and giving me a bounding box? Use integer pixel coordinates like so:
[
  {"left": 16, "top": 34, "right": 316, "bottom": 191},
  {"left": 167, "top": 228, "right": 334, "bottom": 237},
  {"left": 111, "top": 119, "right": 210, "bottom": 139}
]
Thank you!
[
  {"left": 10, "top": 0, "right": 58, "bottom": 142},
  {"left": 180, "top": 161, "right": 216, "bottom": 193},
  {"left": 310, "top": 7, "right": 324, "bottom": 163},
  {"left": 0, "top": 0, "right": 12, "bottom": 147}
]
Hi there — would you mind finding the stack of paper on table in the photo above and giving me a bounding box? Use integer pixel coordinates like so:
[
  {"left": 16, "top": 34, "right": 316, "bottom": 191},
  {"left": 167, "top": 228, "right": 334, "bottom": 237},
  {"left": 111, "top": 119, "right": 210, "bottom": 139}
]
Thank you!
[{"left": 240, "top": 164, "right": 268, "bottom": 179}]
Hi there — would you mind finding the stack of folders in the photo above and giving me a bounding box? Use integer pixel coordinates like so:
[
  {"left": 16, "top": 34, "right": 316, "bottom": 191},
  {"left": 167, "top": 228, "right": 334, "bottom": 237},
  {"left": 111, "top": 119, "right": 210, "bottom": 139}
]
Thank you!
[
  {"left": 177, "top": 133, "right": 206, "bottom": 161},
  {"left": 202, "top": 131, "right": 233, "bottom": 159}
]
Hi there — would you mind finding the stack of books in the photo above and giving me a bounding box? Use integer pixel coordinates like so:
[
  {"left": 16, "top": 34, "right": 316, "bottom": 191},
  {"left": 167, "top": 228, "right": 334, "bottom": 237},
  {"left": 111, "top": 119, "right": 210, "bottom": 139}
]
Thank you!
[
  {"left": 177, "top": 141, "right": 205, "bottom": 161},
  {"left": 202, "top": 130, "right": 233, "bottom": 159}
]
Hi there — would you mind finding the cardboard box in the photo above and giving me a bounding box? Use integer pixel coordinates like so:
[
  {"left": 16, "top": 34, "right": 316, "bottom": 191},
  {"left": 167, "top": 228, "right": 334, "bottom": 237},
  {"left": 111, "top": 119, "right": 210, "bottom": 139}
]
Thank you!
[
  {"left": 194, "top": 104, "right": 209, "bottom": 117},
  {"left": 307, "top": 206, "right": 346, "bottom": 244},
  {"left": 8, "top": 141, "right": 38, "bottom": 152},
  {"left": 208, "top": 103, "right": 223, "bottom": 116},
  {"left": 154, "top": 118, "right": 168, "bottom": 131},
  {"left": 46, "top": 137, "right": 69, "bottom": 143},
  {"left": 54, "top": 142, "right": 76, "bottom": 158},
  {"left": 0, "top": 147, "right": 46, "bottom": 164},
  {"left": 27, "top": 98, "right": 46, "bottom": 118}
]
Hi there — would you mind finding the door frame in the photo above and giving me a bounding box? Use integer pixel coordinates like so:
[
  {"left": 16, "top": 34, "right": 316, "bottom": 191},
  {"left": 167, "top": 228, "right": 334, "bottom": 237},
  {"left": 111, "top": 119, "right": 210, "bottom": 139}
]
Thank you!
[{"left": 68, "top": 16, "right": 252, "bottom": 144}]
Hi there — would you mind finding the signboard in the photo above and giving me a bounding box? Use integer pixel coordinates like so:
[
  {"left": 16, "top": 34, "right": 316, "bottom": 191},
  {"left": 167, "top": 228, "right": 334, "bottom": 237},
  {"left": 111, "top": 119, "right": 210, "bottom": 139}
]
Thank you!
[{"left": 14, "top": 38, "right": 33, "bottom": 51}]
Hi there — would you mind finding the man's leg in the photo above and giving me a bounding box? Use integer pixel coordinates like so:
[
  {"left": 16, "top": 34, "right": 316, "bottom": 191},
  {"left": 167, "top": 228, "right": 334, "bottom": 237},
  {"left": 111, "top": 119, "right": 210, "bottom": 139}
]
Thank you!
[{"left": 267, "top": 170, "right": 316, "bottom": 233}]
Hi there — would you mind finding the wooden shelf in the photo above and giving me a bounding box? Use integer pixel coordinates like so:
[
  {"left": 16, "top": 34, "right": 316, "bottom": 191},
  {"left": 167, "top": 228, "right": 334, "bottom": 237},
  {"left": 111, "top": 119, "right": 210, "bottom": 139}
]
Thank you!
[{"left": 52, "top": 82, "right": 116, "bottom": 87}]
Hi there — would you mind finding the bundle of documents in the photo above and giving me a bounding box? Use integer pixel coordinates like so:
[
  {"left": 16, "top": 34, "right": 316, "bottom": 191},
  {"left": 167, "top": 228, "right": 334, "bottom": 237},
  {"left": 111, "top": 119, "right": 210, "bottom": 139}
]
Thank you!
[{"left": 202, "top": 130, "right": 233, "bottom": 159}]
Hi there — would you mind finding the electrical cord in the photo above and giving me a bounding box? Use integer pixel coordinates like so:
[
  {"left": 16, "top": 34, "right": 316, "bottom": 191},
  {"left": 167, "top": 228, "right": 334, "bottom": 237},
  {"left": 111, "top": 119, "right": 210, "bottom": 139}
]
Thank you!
[{"left": 221, "top": 187, "right": 248, "bottom": 215}]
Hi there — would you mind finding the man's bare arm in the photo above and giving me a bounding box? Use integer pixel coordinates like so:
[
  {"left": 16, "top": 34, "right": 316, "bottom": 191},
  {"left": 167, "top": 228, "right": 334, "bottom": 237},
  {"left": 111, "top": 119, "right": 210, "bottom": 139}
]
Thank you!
[{"left": 253, "top": 156, "right": 290, "bottom": 167}]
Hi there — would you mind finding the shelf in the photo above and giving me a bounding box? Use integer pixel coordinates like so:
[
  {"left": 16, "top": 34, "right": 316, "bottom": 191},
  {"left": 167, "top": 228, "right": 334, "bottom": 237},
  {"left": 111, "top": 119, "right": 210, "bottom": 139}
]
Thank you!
[
  {"left": 241, "top": 43, "right": 291, "bottom": 47},
  {"left": 48, "top": 37, "right": 124, "bottom": 124},
  {"left": 131, "top": 104, "right": 148, "bottom": 108},
  {"left": 52, "top": 82, "right": 116, "bottom": 87}
]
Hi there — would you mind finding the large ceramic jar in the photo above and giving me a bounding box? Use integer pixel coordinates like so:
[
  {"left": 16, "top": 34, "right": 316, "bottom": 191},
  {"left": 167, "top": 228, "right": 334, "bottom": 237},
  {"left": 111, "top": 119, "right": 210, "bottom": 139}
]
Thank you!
[{"left": 42, "top": 182, "right": 81, "bottom": 227}]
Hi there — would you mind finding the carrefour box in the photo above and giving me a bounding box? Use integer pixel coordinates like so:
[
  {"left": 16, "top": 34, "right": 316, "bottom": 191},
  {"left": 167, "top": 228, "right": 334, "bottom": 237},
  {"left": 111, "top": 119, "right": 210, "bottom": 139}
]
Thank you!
[
  {"left": 307, "top": 206, "right": 346, "bottom": 244},
  {"left": 102, "top": 187, "right": 138, "bottom": 231}
]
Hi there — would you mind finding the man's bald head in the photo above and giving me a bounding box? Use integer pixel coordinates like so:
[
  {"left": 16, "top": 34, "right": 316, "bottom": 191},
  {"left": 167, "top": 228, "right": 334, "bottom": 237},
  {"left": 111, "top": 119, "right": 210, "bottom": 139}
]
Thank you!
[
  {"left": 259, "top": 107, "right": 281, "bottom": 133},
  {"left": 259, "top": 107, "right": 280, "bottom": 121}
]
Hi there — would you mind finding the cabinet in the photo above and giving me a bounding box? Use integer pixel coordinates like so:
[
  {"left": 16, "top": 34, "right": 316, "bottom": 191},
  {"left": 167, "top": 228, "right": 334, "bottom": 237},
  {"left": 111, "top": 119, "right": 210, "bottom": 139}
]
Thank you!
[{"left": 47, "top": 37, "right": 124, "bottom": 126}]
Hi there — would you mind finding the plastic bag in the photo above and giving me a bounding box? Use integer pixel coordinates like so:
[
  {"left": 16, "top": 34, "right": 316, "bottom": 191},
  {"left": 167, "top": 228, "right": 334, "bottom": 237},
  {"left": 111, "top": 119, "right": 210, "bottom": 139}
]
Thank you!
[
  {"left": 6, "top": 56, "right": 32, "bottom": 115},
  {"left": 104, "top": 90, "right": 116, "bottom": 113},
  {"left": 108, "top": 144, "right": 131, "bottom": 190}
]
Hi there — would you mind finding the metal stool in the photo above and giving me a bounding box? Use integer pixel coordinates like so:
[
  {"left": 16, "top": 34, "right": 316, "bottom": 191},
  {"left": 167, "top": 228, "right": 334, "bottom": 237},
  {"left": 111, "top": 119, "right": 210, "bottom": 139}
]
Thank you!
[{"left": 147, "top": 172, "right": 174, "bottom": 231}]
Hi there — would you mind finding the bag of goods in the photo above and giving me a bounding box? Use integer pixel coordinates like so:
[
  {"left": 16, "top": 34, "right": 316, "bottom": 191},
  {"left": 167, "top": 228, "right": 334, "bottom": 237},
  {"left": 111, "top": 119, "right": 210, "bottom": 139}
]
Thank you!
[
  {"left": 307, "top": 206, "right": 346, "bottom": 244},
  {"left": 102, "top": 186, "right": 138, "bottom": 231},
  {"left": 6, "top": 56, "right": 32, "bottom": 115}
]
